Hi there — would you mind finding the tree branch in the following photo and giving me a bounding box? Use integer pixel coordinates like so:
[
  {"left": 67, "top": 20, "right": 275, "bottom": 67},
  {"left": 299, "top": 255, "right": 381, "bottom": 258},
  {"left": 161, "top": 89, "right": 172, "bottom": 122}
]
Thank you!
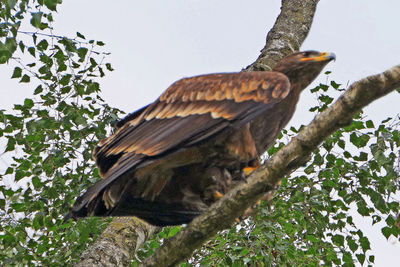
[
  {"left": 76, "top": 217, "right": 159, "bottom": 266},
  {"left": 246, "top": 0, "right": 319, "bottom": 72},
  {"left": 140, "top": 65, "right": 400, "bottom": 267}
]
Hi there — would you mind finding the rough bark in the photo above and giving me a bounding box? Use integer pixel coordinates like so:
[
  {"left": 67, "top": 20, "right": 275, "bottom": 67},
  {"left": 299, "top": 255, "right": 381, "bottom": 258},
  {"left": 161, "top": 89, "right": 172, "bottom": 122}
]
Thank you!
[
  {"left": 140, "top": 65, "right": 400, "bottom": 267},
  {"left": 78, "top": 0, "right": 320, "bottom": 265},
  {"left": 76, "top": 217, "right": 159, "bottom": 266},
  {"left": 246, "top": 0, "right": 319, "bottom": 72}
]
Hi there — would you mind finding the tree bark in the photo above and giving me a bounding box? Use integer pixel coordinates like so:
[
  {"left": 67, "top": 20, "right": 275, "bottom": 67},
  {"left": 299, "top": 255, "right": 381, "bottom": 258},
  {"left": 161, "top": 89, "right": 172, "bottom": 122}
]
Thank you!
[
  {"left": 140, "top": 64, "right": 400, "bottom": 267},
  {"left": 76, "top": 217, "right": 159, "bottom": 266},
  {"left": 78, "top": 0, "right": 320, "bottom": 265}
]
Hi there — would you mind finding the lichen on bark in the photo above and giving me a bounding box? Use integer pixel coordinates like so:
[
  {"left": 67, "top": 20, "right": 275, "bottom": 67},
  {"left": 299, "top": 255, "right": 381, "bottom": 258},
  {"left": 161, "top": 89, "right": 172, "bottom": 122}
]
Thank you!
[{"left": 77, "top": 217, "right": 159, "bottom": 266}]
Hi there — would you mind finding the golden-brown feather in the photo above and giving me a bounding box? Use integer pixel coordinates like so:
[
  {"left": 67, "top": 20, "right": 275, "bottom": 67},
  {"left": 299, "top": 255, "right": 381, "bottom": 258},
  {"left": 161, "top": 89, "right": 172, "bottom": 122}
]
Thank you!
[{"left": 95, "top": 72, "right": 291, "bottom": 162}]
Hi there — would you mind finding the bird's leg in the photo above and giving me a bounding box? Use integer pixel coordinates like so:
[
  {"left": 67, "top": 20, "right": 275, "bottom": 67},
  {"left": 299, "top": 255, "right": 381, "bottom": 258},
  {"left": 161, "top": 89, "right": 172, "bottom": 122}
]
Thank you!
[{"left": 201, "top": 167, "right": 233, "bottom": 203}]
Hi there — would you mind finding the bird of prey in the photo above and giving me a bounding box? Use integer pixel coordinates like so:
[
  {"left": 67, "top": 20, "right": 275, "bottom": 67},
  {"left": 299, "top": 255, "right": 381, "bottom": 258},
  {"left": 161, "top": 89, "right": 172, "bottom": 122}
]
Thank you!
[{"left": 67, "top": 50, "right": 335, "bottom": 226}]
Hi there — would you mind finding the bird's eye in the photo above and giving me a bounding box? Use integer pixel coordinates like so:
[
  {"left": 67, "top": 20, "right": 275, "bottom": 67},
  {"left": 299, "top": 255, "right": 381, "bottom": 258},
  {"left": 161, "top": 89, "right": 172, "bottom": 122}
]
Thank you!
[{"left": 302, "top": 51, "right": 312, "bottom": 57}]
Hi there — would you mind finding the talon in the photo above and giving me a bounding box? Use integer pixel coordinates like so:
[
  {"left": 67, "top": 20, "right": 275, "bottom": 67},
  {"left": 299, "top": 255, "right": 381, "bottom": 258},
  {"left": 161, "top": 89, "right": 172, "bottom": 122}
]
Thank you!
[
  {"left": 243, "top": 166, "right": 260, "bottom": 176},
  {"left": 243, "top": 159, "right": 261, "bottom": 176},
  {"left": 214, "top": 190, "right": 224, "bottom": 199}
]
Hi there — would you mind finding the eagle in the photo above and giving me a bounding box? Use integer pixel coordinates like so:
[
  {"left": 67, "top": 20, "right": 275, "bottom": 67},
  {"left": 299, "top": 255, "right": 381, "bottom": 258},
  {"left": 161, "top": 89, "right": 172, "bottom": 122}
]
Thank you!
[{"left": 67, "top": 50, "right": 335, "bottom": 226}]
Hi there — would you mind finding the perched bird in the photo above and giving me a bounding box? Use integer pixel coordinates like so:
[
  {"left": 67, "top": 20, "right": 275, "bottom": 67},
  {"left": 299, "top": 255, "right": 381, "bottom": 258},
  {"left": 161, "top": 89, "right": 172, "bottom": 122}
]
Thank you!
[{"left": 67, "top": 50, "right": 335, "bottom": 226}]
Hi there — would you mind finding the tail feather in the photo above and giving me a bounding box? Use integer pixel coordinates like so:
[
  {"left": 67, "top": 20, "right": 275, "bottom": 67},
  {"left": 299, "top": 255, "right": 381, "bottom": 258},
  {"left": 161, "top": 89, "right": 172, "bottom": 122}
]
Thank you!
[
  {"left": 65, "top": 192, "right": 203, "bottom": 226},
  {"left": 111, "top": 196, "right": 203, "bottom": 226}
]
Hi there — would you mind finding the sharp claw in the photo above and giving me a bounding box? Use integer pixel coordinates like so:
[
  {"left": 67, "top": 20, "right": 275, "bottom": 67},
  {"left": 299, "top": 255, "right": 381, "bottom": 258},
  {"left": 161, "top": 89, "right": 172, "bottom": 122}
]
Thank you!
[
  {"left": 214, "top": 190, "right": 224, "bottom": 199},
  {"left": 243, "top": 165, "right": 260, "bottom": 176}
]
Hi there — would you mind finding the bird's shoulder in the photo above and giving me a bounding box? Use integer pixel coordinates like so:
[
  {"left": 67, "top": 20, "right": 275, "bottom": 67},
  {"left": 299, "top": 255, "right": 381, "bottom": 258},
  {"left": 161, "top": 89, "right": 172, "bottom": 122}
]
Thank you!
[{"left": 159, "top": 71, "right": 291, "bottom": 104}]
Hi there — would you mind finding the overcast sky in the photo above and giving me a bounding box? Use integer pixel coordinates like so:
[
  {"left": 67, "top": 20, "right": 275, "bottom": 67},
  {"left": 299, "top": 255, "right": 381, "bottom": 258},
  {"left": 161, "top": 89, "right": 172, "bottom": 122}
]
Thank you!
[{"left": 1, "top": 0, "right": 399, "bottom": 265}]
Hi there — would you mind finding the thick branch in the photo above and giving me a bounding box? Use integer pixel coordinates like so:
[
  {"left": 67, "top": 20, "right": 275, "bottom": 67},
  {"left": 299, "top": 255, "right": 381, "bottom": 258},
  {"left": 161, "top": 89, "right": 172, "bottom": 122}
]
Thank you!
[
  {"left": 76, "top": 217, "right": 159, "bottom": 266},
  {"left": 140, "top": 65, "right": 400, "bottom": 267},
  {"left": 246, "top": 0, "right": 319, "bottom": 72}
]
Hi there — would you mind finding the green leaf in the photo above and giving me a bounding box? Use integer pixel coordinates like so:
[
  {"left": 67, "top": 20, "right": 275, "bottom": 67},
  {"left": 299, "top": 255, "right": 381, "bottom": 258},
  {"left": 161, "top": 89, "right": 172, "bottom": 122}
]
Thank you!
[
  {"left": 5, "top": 137, "right": 16, "bottom": 152},
  {"left": 89, "top": 57, "right": 97, "bottom": 67},
  {"left": 32, "top": 176, "right": 42, "bottom": 189},
  {"left": 99, "top": 67, "right": 105, "bottom": 77},
  {"left": 11, "top": 67, "right": 22, "bottom": 78},
  {"left": 346, "top": 237, "right": 358, "bottom": 252},
  {"left": 3, "top": 234, "right": 16, "bottom": 246},
  {"left": 330, "top": 80, "right": 341, "bottom": 89},
  {"left": 105, "top": 63, "right": 114, "bottom": 71},
  {"left": 1, "top": 38, "right": 18, "bottom": 62},
  {"left": 59, "top": 74, "right": 72, "bottom": 86},
  {"left": 28, "top": 47, "right": 36, "bottom": 57},
  {"left": 6, "top": 37, "right": 17, "bottom": 51},
  {"left": 359, "top": 237, "right": 370, "bottom": 252},
  {"left": 332, "top": 234, "right": 345, "bottom": 246},
  {"left": 354, "top": 152, "right": 368, "bottom": 161},
  {"left": 37, "top": 243, "right": 48, "bottom": 254},
  {"left": 24, "top": 98, "right": 34, "bottom": 109},
  {"left": 356, "top": 253, "right": 365, "bottom": 264},
  {"left": 365, "top": 120, "right": 374, "bottom": 128},
  {"left": 20, "top": 74, "right": 30, "bottom": 83},
  {"left": 6, "top": 0, "right": 17, "bottom": 9},
  {"left": 319, "top": 83, "right": 329, "bottom": 91},
  {"left": 77, "top": 47, "right": 88, "bottom": 62},
  {"left": 5, "top": 167, "right": 14, "bottom": 174},
  {"left": 34, "top": 85, "right": 43, "bottom": 95},
  {"left": 30, "top": 12, "right": 44, "bottom": 29},
  {"left": 350, "top": 133, "right": 369, "bottom": 148},
  {"left": 342, "top": 252, "right": 353, "bottom": 263},
  {"left": 33, "top": 215, "right": 43, "bottom": 229},
  {"left": 44, "top": 0, "right": 62, "bottom": 11},
  {"left": 381, "top": 226, "right": 392, "bottom": 239},
  {"left": 37, "top": 39, "right": 49, "bottom": 51},
  {"left": 369, "top": 255, "right": 375, "bottom": 263},
  {"left": 307, "top": 234, "right": 319, "bottom": 242},
  {"left": 19, "top": 41, "right": 25, "bottom": 53},
  {"left": 76, "top": 32, "right": 86, "bottom": 39},
  {"left": 11, "top": 202, "right": 26, "bottom": 212},
  {"left": 167, "top": 226, "right": 181, "bottom": 238},
  {"left": 0, "top": 45, "right": 12, "bottom": 64}
]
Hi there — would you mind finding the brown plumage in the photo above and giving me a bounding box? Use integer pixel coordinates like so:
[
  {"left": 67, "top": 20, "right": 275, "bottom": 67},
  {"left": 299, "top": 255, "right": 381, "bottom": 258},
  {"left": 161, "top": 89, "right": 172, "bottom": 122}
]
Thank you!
[{"left": 67, "top": 50, "right": 335, "bottom": 226}]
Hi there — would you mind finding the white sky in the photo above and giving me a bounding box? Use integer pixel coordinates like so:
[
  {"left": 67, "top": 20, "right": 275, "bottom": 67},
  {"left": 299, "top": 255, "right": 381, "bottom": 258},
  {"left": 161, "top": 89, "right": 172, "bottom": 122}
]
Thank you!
[{"left": 1, "top": 0, "right": 400, "bottom": 265}]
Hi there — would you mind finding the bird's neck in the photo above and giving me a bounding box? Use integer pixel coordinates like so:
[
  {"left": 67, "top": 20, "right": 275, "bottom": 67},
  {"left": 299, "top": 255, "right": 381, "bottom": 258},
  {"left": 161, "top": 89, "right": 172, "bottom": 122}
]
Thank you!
[{"left": 281, "top": 69, "right": 319, "bottom": 96}]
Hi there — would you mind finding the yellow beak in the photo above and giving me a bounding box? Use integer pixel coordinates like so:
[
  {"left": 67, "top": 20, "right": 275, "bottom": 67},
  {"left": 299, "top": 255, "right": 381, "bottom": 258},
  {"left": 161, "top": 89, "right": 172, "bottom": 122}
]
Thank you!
[{"left": 300, "top": 52, "right": 336, "bottom": 62}]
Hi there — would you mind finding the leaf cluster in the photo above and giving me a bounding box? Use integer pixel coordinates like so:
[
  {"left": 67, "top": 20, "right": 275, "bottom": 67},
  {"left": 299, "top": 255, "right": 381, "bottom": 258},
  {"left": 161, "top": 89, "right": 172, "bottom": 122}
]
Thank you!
[{"left": 0, "top": 3, "right": 122, "bottom": 265}]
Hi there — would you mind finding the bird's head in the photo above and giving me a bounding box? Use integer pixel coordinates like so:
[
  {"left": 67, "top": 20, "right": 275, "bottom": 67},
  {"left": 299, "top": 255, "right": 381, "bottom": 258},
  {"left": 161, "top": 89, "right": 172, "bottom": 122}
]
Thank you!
[{"left": 273, "top": 50, "right": 336, "bottom": 90}]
